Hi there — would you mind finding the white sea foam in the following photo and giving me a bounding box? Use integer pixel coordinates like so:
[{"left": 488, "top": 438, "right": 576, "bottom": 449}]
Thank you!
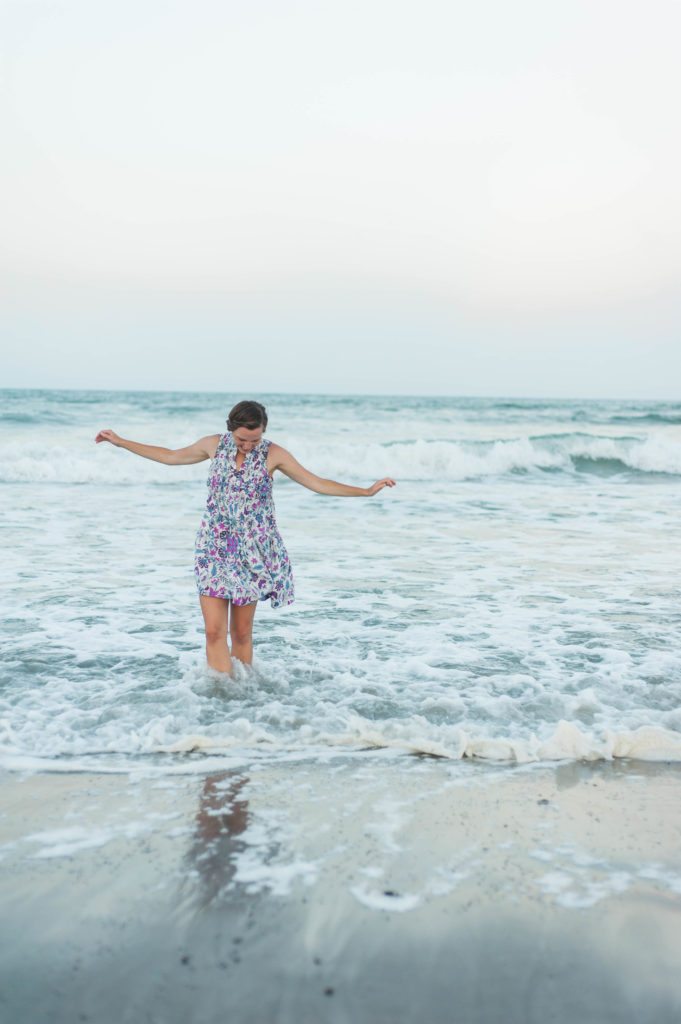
[
  {"left": 349, "top": 884, "right": 422, "bottom": 911},
  {"left": 23, "top": 821, "right": 154, "bottom": 858},
  {"left": 230, "top": 848, "right": 320, "bottom": 896}
]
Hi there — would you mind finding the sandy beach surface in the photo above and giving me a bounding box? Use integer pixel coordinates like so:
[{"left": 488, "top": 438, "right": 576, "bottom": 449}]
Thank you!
[{"left": 1, "top": 755, "right": 680, "bottom": 1024}]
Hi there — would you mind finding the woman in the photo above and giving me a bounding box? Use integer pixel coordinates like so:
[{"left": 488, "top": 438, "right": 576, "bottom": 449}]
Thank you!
[{"left": 95, "top": 400, "right": 396, "bottom": 675}]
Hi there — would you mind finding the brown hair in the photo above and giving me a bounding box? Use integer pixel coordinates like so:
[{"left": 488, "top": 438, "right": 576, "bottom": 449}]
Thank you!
[{"left": 226, "top": 400, "right": 268, "bottom": 432}]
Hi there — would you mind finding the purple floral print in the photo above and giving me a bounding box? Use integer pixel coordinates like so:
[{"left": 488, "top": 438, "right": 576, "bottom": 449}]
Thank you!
[{"left": 194, "top": 433, "right": 295, "bottom": 607}]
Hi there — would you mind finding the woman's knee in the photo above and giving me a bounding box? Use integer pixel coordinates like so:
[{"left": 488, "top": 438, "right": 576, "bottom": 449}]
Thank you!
[
  {"left": 230, "top": 623, "right": 252, "bottom": 646},
  {"left": 205, "top": 625, "right": 227, "bottom": 645}
]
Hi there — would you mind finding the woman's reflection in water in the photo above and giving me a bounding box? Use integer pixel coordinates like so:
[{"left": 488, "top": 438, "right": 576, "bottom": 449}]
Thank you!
[{"left": 183, "top": 771, "right": 250, "bottom": 908}]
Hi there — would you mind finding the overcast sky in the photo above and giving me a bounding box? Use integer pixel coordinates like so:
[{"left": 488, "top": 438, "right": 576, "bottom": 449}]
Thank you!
[{"left": 1, "top": 0, "right": 679, "bottom": 398}]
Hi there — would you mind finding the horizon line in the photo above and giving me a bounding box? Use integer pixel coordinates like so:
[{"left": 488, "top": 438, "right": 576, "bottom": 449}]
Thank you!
[{"left": 0, "top": 385, "right": 679, "bottom": 404}]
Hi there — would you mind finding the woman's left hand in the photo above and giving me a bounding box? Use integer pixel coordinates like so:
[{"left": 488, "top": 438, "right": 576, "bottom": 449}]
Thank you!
[{"left": 365, "top": 478, "right": 397, "bottom": 496}]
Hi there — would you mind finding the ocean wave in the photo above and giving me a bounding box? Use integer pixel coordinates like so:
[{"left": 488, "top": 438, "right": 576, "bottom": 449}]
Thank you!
[
  {"left": 608, "top": 412, "right": 681, "bottom": 426},
  {"left": 1, "top": 719, "right": 680, "bottom": 770},
  {"left": 153, "top": 718, "right": 681, "bottom": 763},
  {"left": 1, "top": 432, "right": 680, "bottom": 483},
  {"left": 0, "top": 442, "right": 203, "bottom": 485},
  {"left": 330, "top": 718, "right": 681, "bottom": 763}
]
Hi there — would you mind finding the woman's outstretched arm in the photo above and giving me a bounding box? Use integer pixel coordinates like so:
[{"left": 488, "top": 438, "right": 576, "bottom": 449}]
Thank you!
[
  {"left": 268, "top": 443, "right": 396, "bottom": 497},
  {"left": 94, "top": 430, "right": 220, "bottom": 465}
]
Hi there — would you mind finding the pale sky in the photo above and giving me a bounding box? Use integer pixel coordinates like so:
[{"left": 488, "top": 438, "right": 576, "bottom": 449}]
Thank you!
[{"left": 1, "top": 0, "right": 680, "bottom": 397}]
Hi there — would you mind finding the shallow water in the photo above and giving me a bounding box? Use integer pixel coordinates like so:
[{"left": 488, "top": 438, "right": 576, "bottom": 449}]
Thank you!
[{"left": 1, "top": 388, "right": 680, "bottom": 772}]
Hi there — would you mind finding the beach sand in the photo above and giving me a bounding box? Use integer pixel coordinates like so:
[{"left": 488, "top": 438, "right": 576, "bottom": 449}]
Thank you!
[{"left": 1, "top": 755, "right": 680, "bottom": 1023}]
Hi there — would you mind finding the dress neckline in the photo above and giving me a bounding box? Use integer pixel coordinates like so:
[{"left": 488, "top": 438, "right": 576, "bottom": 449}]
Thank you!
[{"left": 225, "top": 433, "right": 267, "bottom": 473}]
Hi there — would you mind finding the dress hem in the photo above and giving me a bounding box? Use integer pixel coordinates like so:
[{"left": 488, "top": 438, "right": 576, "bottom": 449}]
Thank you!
[{"left": 196, "top": 586, "right": 295, "bottom": 609}]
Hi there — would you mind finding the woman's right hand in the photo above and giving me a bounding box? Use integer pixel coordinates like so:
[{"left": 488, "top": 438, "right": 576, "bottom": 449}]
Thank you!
[{"left": 95, "top": 429, "right": 124, "bottom": 447}]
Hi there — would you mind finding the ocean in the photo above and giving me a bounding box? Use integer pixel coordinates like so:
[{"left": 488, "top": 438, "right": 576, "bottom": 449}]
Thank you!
[{"left": 1, "top": 387, "right": 680, "bottom": 775}]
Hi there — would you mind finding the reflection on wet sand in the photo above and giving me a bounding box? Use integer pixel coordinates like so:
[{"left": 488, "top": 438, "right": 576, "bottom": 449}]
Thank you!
[{"left": 182, "top": 771, "right": 250, "bottom": 908}]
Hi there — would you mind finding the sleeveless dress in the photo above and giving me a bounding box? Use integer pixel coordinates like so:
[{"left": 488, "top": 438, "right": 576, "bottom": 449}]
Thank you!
[{"left": 194, "top": 433, "right": 295, "bottom": 607}]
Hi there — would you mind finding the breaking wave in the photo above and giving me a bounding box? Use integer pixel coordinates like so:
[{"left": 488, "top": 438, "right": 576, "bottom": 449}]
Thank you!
[{"left": 1, "top": 432, "right": 680, "bottom": 484}]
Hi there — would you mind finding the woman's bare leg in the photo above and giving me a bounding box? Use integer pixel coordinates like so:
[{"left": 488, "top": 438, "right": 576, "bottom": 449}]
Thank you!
[
  {"left": 229, "top": 601, "right": 258, "bottom": 665},
  {"left": 199, "top": 595, "right": 233, "bottom": 673}
]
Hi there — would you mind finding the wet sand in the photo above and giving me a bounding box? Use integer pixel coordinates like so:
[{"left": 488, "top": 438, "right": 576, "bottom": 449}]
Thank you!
[{"left": 1, "top": 755, "right": 680, "bottom": 1023}]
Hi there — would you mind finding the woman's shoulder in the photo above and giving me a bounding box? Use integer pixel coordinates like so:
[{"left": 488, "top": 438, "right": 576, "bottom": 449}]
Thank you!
[
  {"left": 264, "top": 440, "right": 294, "bottom": 474},
  {"left": 264, "top": 439, "right": 289, "bottom": 459},
  {"left": 207, "top": 432, "right": 228, "bottom": 458}
]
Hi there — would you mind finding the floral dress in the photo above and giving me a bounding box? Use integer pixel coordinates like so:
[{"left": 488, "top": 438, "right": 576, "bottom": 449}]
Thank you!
[{"left": 194, "top": 433, "right": 295, "bottom": 607}]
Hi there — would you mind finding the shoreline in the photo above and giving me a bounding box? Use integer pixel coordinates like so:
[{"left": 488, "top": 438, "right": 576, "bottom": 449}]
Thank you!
[{"left": 1, "top": 757, "right": 680, "bottom": 1022}]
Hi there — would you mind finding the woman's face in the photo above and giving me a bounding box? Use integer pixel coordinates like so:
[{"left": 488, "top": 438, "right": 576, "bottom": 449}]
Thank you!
[{"left": 232, "top": 426, "right": 264, "bottom": 454}]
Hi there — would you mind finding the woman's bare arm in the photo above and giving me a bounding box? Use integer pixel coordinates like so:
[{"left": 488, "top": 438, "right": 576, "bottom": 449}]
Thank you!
[
  {"left": 268, "top": 443, "right": 396, "bottom": 497},
  {"left": 95, "top": 430, "right": 221, "bottom": 465}
]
